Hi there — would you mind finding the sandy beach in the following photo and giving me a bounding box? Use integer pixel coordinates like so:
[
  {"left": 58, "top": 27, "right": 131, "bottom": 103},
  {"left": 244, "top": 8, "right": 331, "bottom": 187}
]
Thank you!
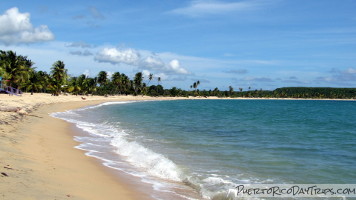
[
  {"left": 0, "top": 93, "right": 267, "bottom": 200},
  {"left": 1, "top": 93, "right": 354, "bottom": 200},
  {"left": 0, "top": 93, "right": 191, "bottom": 200}
]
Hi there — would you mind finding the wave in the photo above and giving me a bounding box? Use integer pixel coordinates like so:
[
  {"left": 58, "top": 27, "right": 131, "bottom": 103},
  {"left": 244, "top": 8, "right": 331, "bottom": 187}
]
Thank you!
[
  {"left": 110, "top": 134, "right": 183, "bottom": 181},
  {"left": 51, "top": 101, "right": 264, "bottom": 200},
  {"left": 78, "top": 101, "right": 137, "bottom": 110},
  {"left": 51, "top": 103, "right": 190, "bottom": 192}
]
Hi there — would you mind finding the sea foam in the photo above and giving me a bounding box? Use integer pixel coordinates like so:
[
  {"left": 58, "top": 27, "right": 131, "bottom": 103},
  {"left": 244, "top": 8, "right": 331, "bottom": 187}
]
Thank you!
[
  {"left": 51, "top": 101, "right": 254, "bottom": 200},
  {"left": 51, "top": 101, "right": 184, "bottom": 184},
  {"left": 111, "top": 134, "right": 183, "bottom": 181}
]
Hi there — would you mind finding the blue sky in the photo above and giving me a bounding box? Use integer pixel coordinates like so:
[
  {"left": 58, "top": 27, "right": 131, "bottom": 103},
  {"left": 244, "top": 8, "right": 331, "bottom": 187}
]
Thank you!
[{"left": 0, "top": 0, "right": 355, "bottom": 90}]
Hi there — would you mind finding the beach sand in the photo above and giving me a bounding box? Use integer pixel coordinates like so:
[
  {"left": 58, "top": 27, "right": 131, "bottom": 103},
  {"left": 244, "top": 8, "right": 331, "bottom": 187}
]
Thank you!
[
  {"left": 0, "top": 93, "right": 191, "bottom": 200},
  {"left": 1, "top": 93, "right": 352, "bottom": 199}
]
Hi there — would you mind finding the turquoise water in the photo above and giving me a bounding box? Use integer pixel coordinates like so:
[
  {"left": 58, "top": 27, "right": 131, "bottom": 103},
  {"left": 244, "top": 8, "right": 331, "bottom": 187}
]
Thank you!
[{"left": 53, "top": 100, "right": 356, "bottom": 199}]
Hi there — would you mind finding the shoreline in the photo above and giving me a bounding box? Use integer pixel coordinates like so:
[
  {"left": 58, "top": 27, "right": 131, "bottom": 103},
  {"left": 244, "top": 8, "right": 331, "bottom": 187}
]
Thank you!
[
  {"left": 0, "top": 94, "right": 183, "bottom": 200},
  {"left": 0, "top": 93, "right": 354, "bottom": 199},
  {"left": 59, "top": 102, "right": 203, "bottom": 200},
  {"left": 0, "top": 99, "right": 153, "bottom": 200}
]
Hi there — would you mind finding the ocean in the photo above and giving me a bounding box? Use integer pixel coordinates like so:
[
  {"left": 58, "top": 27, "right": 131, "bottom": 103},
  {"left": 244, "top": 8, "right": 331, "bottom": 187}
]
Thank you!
[{"left": 52, "top": 99, "right": 356, "bottom": 200}]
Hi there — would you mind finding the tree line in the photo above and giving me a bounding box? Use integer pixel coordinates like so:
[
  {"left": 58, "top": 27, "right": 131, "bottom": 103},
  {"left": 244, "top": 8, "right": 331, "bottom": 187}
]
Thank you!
[
  {"left": 0, "top": 50, "right": 164, "bottom": 96},
  {"left": 0, "top": 50, "right": 355, "bottom": 99}
]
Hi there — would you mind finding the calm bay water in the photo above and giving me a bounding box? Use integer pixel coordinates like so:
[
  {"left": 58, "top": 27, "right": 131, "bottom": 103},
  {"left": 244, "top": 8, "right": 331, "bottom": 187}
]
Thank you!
[{"left": 52, "top": 99, "right": 356, "bottom": 199}]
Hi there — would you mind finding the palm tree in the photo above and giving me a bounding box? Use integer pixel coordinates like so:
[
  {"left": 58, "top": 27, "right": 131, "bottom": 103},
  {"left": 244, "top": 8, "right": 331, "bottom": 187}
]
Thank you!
[
  {"left": 111, "top": 72, "right": 121, "bottom": 94},
  {"left": 97, "top": 71, "right": 108, "bottom": 86},
  {"left": 0, "top": 50, "right": 33, "bottom": 90},
  {"left": 77, "top": 74, "right": 86, "bottom": 93},
  {"left": 148, "top": 73, "right": 153, "bottom": 85},
  {"left": 37, "top": 71, "right": 50, "bottom": 93},
  {"left": 23, "top": 68, "right": 42, "bottom": 95},
  {"left": 157, "top": 76, "right": 161, "bottom": 85},
  {"left": 82, "top": 77, "right": 96, "bottom": 95},
  {"left": 213, "top": 87, "right": 219, "bottom": 96},
  {"left": 193, "top": 82, "right": 197, "bottom": 89},
  {"left": 156, "top": 77, "right": 162, "bottom": 95},
  {"left": 26, "top": 69, "right": 43, "bottom": 95},
  {"left": 134, "top": 72, "right": 143, "bottom": 95},
  {"left": 192, "top": 80, "right": 200, "bottom": 90},
  {"left": 120, "top": 73, "right": 130, "bottom": 95},
  {"left": 50, "top": 60, "right": 67, "bottom": 96},
  {"left": 67, "top": 76, "right": 81, "bottom": 95},
  {"left": 142, "top": 82, "right": 147, "bottom": 96},
  {"left": 192, "top": 82, "right": 197, "bottom": 96},
  {"left": 0, "top": 61, "right": 4, "bottom": 77},
  {"left": 228, "top": 86, "right": 234, "bottom": 97},
  {"left": 192, "top": 80, "right": 200, "bottom": 96}
]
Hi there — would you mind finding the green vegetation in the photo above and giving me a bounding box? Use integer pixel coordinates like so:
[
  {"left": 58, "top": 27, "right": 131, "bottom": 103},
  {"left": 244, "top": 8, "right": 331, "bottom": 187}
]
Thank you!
[
  {"left": 0, "top": 50, "right": 33, "bottom": 89},
  {"left": 272, "top": 87, "right": 356, "bottom": 99},
  {"left": 0, "top": 50, "right": 355, "bottom": 99}
]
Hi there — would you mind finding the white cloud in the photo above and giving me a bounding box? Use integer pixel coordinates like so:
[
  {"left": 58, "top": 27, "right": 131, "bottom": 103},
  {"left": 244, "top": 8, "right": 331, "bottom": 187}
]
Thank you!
[
  {"left": 95, "top": 47, "right": 190, "bottom": 76},
  {"left": 168, "top": 59, "right": 189, "bottom": 74},
  {"left": 169, "top": 0, "right": 270, "bottom": 17},
  {"left": 331, "top": 67, "right": 356, "bottom": 82},
  {"left": 155, "top": 72, "right": 169, "bottom": 81},
  {"left": 141, "top": 55, "right": 189, "bottom": 75},
  {"left": 0, "top": 7, "right": 54, "bottom": 45},
  {"left": 95, "top": 47, "right": 141, "bottom": 65},
  {"left": 142, "top": 69, "right": 169, "bottom": 82},
  {"left": 142, "top": 56, "right": 165, "bottom": 69}
]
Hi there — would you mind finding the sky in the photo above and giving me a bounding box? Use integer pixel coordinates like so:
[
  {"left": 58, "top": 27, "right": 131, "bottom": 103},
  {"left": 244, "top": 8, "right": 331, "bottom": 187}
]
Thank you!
[{"left": 0, "top": 0, "right": 355, "bottom": 90}]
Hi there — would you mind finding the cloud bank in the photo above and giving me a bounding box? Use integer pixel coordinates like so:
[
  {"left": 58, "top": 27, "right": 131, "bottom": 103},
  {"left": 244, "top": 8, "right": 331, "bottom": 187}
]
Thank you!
[
  {"left": 317, "top": 67, "right": 356, "bottom": 84},
  {"left": 95, "top": 47, "right": 190, "bottom": 77},
  {"left": 95, "top": 48, "right": 141, "bottom": 65},
  {"left": 0, "top": 7, "right": 54, "bottom": 45}
]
